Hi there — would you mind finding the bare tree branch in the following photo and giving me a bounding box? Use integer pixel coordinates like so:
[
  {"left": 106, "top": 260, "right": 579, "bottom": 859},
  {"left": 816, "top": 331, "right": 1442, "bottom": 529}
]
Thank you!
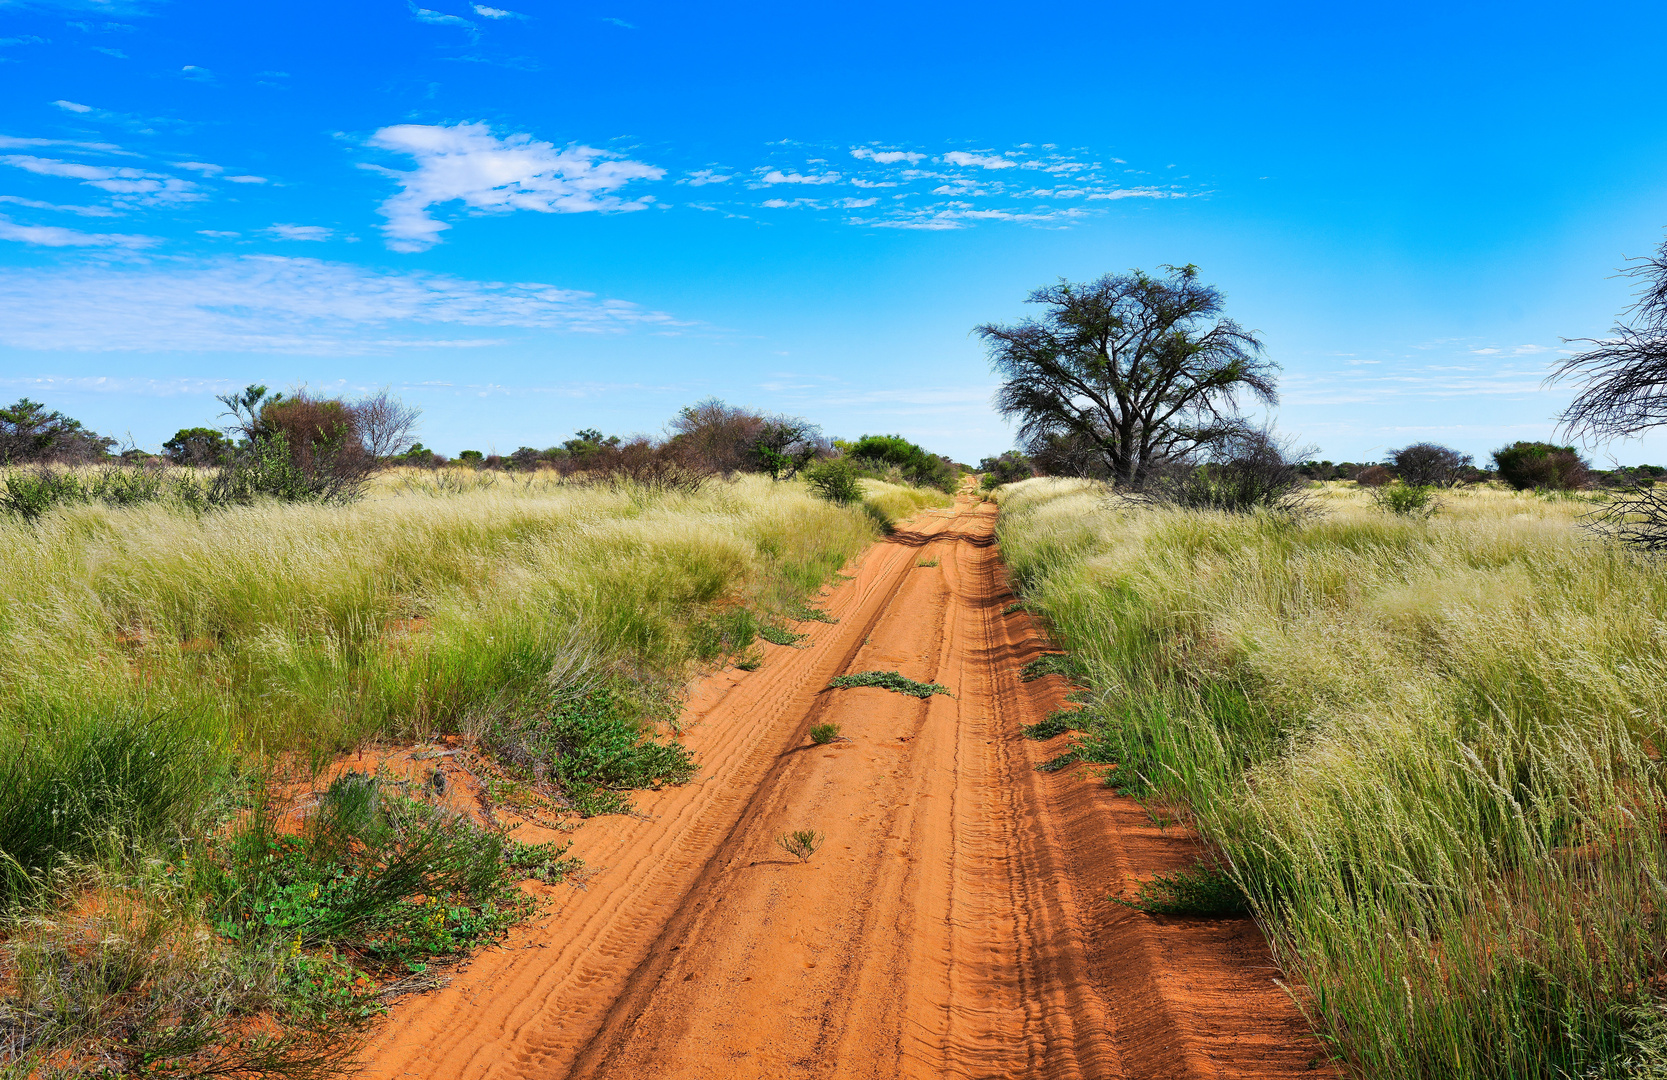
[{"left": 1552, "top": 231, "right": 1667, "bottom": 441}]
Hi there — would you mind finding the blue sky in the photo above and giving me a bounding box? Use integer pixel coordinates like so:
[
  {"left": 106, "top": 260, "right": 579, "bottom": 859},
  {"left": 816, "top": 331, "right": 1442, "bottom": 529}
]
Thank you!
[{"left": 2, "top": 0, "right": 1666, "bottom": 465}]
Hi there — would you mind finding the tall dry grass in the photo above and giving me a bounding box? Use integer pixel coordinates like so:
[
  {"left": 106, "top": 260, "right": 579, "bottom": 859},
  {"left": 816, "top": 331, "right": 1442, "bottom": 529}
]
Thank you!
[
  {"left": 995, "top": 478, "right": 1667, "bottom": 1078},
  {"left": 0, "top": 470, "right": 878, "bottom": 889}
]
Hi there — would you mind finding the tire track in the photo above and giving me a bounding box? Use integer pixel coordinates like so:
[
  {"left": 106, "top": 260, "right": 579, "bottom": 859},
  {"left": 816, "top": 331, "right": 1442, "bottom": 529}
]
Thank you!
[{"left": 362, "top": 494, "right": 1329, "bottom": 1080}]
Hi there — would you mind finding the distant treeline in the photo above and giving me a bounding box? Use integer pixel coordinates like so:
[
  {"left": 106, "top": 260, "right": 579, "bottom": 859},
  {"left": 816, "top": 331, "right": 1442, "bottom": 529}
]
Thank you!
[{"left": 0, "top": 392, "right": 972, "bottom": 517}]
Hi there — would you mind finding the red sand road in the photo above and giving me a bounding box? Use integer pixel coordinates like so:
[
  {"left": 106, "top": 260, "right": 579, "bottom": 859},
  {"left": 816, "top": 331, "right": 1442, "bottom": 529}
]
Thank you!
[{"left": 362, "top": 493, "right": 1328, "bottom": 1079}]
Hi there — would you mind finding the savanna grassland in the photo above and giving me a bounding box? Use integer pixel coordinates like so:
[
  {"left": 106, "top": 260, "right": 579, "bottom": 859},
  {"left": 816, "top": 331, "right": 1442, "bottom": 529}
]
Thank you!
[
  {"left": 0, "top": 468, "right": 947, "bottom": 1078},
  {"left": 995, "top": 478, "right": 1667, "bottom": 1078}
]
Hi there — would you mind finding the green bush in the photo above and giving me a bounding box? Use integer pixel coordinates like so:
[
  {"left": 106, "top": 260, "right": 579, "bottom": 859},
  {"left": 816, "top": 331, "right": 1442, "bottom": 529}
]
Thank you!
[
  {"left": 846, "top": 434, "right": 958, "bottom": 493},
  {"left": 1491, "top": 441, "right": 1590, "bottom": 490},
  {"left": 805, "top": 458, "right": 863, "bottom": 504},
  {"left": 809, "top": 722, "right": 840, "bottom": 745},
  {"left": 481, "top": 688, "right": 697, "bottom": 817},
  {"left": 1372, "top": 483, "right": 1439, "bottom": 517}
]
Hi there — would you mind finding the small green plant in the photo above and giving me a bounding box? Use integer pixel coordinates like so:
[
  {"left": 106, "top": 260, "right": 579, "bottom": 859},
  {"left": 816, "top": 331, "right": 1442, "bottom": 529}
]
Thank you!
[
  {"left": 776, "top": 828, "right": 824, "bottom": 862},
  {"left": 1019, "top": 653, "right": 1083, "bottom": 683},
  {"left": 809, "top": 722, "right": 841, "bottom": 745},
  {"left": 735, "top": 649, "right": 763, "bottom": 671},
  {"left": 1371, "top": 482, "right": 1439, "bottom": 518},
  {"left": 783, "top": 598, "right": 838, "bottom": 623},
  {"left": 826, "top": 671, "right": 951, "bottom": 698},
  {"left": 1022, "top": 710, "right": 1078, "bottom": 740},
  {"left": 1001, "top": 601, "right": 1029, "bottom": 615},
  {"left": 505, "top": 839, "right": 582, "bottom": 884},
  {"left": 1112, "top": 862, "right": 1248, "bottom": 917},
  {"left": 758, "top": 623, "right": 807, "bottom": 647},
  {"left": 916, "top": 556, "right": 939, "bottom": 567}
]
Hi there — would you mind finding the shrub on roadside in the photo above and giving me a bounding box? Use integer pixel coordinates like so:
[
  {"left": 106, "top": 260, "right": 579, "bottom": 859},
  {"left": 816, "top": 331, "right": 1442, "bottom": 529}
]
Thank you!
[{"left": 805, "top": 458, "right": 863, "bottom": 504}]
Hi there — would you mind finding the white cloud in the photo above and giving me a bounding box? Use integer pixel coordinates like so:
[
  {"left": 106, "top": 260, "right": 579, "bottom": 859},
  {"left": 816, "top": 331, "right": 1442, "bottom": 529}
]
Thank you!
[
  {"left": 850, "top": 147, "right": 924, "bottom": 165},
  {"left": 838, "top": 197, "right": 878, "bottom": 208},
  {"left": 180, "top": 64, "right": 212, "bottom": 80},
  {"left": 940, "top": 151, "right": 1017, "bottom": 170},
  {"left": 0, "top": 255, "right": 683, "bottom": 353},
  {"left": 472, "top": 4, "right": 525, "bottom": 16},
  {"left": 411, "top": 4, "right": 474, "bottom": 29},
  {"left": 682, "top": 168, "right": 731, "bottom": 186},
  {"left": 174, "top": 160, "right": 223, "bottom": 175},
  {"left": 0, "top": 194, "right": 118, "bottom": 217},
  {"left": 1, "top": 154, "right": 202, "bottom": 203},
  {"left": 365, "top": 121, "right": 664, "bottom": 252},
  {"left": 53, "top": 99, "right": 92, "bottom": 113},
  {"left": 1084, "top": 187, "right": 1175, "bottom": 200},
  {"left": 761, "top": 197, "right": 818, "bottom": 209},
  {"left": 267, "top": 223, "right": 332, "bottom": 241},
  {"left": 197, "top": 229, "right": 240, "bottom": 238},
  {"left": 601, "top": 17, "right": 634, "bottom": 27},
  {"left": 0, "top": 215, "right": 155, "bottom": 248},
  {"left": 226, "top": 174, "right": 268, "bottom": 184},
  {"left": 0, "top": 136, "right": 132, "bottom": 154},
  {"left": 757, "top": 169, "right": 839, "bottom": 185}
]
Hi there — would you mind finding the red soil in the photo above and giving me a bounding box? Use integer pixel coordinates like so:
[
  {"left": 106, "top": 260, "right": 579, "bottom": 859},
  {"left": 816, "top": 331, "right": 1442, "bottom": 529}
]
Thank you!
[{"left": 359, "top": 494, "right": 1330, "bottom": 1079}]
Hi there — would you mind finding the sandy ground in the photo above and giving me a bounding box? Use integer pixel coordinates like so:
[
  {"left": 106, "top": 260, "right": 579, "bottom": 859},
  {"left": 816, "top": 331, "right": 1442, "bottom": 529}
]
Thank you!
[{"left": 361, "top": 493, "right": 1328, "bottom": 1079}]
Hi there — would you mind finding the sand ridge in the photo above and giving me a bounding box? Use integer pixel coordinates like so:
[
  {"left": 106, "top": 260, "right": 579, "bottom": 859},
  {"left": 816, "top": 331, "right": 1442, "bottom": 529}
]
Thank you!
[{"left": 361, "top": 493, "right": 1329, "bottom": 1079}]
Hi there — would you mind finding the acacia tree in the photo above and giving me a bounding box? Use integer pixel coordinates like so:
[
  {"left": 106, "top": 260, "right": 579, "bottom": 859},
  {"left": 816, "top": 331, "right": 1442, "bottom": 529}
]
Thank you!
[
  {"left": 1551, "top": 231, "right": 1667, "bottom": 439},
  {"left": 977, "top": 266, "right": 1278, "bottom": 486}
]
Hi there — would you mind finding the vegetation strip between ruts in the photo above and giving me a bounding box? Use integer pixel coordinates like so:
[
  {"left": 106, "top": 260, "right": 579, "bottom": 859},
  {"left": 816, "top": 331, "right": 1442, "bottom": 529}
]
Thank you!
[{"left": 825, "top": 671, "right": 952, "bottom": 698}]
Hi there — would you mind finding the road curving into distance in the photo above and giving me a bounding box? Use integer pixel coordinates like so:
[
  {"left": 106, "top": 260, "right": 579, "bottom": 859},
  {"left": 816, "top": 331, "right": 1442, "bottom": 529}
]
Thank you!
[{"left": 362, "top": 491, "right": 1328, "bottom": 1080}]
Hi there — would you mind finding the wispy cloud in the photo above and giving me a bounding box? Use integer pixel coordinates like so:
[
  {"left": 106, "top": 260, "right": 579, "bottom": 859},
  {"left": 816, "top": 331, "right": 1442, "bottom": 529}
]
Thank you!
[
  {"left": 940, "top": 150, "right": 1017, "bottom": 170},
  {"left": 850, "top": 147, "right": 924, "bottom": 165},
  {"left": 601, "top": 17, "right": 634, "bottom": 28},
  {"left": 0, "top": 194, "right": 119, "bottom": 217},
  {"left": 0, "top": 215, "right": 156, "bottom": 248},
  {"left": 53, "top": 99, "right": 92, "bottom": 113},
  {"left": 410, "top": 4, "right": 475, "bottom": 30},
  {"left": 266, "top": 223, "right": 333, "bottom": 241},
  {"left": 0, "top": 135, "right": 134, "bottom": 154},
  {"left": 364, "top": 121, "right": 664, "bottom": 252},
  {"left": 471, "top": 4, "right": 526, "bottom": 17},
  {"left": 0, "top": 256, "right": 685, "bottom": 353},
  {"left": 0, "top": 154, "right": 203, "bottom": 204},
  {"left": 681, "top": 168, "right": 731, "bottom": 186},
  {"left": 756, "top": 169, "right": 840, "bottom": 186}
]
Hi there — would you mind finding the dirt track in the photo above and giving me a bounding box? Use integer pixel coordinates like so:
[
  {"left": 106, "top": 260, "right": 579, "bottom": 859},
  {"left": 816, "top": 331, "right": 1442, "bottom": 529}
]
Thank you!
[{"left": 363, "top": 493, "right": 1327, "bottom": 1079}]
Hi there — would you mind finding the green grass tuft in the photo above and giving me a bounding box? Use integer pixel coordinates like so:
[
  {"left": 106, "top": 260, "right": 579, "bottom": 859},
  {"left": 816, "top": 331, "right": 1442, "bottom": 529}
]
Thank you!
[
  {"left": 1019, "top": 653, "right": 1083, "bottom": 683},
  {"left": 759, "top": 623, "right": 808, "bottom": 647},
  {"left": 1112, "top": 862, "right": 1248, "bottom": 917},
  {"left": 809, "top": 722, "right": 840, "bottom": 745},
  {"left": 1021, "top": 709, "right": 1079, "bottom": 740},
  {"left": 826, "top": 671, "right": 951, "bottom": 698}
]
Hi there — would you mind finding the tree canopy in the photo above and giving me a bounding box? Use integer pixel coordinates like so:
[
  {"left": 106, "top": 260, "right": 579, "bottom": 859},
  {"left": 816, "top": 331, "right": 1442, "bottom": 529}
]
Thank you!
[{"left": 977, "top": 266, "right": 1277, "bottom": 486}]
